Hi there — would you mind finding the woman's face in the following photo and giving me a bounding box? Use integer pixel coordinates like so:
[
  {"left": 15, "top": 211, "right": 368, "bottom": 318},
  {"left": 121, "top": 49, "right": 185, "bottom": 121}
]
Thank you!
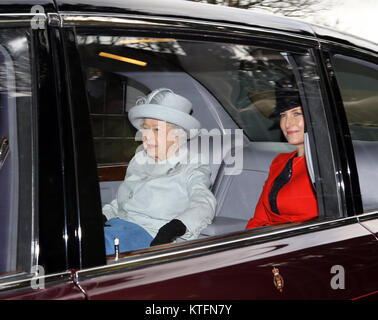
[
  {"left": 142, "top": 118, "right": 179, "bottom": 161},
  {"left": 279, "top": 106, "right": 305, "bottom": 155}
]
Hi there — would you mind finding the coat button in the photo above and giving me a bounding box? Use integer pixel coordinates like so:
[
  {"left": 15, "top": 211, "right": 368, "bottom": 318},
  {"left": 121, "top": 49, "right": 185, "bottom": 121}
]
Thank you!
[{"left": 129, "top": 191, "right": 134, "bottom": 199}]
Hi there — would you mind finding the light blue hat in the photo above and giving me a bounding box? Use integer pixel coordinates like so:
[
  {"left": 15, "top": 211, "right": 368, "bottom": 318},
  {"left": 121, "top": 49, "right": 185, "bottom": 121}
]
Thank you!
[{"left": 128, "top": 88, "right": 201, "bottom": 139}]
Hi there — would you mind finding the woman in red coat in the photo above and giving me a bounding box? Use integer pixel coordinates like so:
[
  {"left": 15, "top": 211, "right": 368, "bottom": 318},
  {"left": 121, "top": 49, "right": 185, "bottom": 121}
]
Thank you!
[{"left": 246, "top": 78, "right": 318, "bottom": 229}]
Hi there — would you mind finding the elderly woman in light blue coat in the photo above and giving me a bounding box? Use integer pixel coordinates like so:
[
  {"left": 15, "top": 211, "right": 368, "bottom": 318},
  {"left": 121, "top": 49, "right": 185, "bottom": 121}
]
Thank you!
[{"left": 103, "top": 88, "right": 216, "bottom": 255}]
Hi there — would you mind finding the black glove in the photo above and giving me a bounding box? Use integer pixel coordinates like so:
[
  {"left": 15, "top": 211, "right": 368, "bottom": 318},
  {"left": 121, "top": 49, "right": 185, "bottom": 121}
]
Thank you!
[{"left": 150, "top": 219, "right": 187, "bottom": 246}]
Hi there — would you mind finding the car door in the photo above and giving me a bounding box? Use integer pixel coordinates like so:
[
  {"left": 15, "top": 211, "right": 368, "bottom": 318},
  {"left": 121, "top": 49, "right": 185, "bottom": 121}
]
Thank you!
[
  {"left": 0, "top": 7, "right": 87, "bottom": 299},
  {"left": 59, "top": 11, "right": 378, "bottom": 300},
  {"left": 72, "top": 221, "right": 377, "bottom": 300},
  {"left": 322, "top": 43, "right": 378, "bottom": 299}
]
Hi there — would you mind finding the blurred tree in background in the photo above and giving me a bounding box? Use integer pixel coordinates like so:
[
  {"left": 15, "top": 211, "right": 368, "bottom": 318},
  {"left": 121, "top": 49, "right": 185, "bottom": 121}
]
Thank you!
[{"left": 186, "top": 0, "right": 319, "bottom": 18}]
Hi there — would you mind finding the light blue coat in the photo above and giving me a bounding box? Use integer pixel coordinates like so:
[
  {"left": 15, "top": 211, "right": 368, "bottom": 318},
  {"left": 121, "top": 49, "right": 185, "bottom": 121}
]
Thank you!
[{"left": 102, "top": 148, "right": 216, "bottom": 240}]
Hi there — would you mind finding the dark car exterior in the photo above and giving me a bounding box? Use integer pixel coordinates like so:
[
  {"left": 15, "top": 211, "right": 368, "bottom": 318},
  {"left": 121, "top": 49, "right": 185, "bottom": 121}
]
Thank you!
[{"left": 0, "top": 0, "right": 378, "bottom": 300}]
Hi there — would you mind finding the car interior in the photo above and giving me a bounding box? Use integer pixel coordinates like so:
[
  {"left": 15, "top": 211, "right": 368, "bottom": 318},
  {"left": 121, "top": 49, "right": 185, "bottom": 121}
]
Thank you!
[
  {"left": 80, "top": 35, "right": 308, "bottom": 241},
  {"left": 75, "top": 34, "right": 378, "bottom": 257}
]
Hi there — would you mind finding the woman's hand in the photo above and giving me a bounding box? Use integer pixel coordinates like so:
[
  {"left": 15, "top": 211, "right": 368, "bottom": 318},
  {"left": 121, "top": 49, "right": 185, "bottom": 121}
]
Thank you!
[{"left": 150, "top": 219, "right": 187, "bottom": 246}]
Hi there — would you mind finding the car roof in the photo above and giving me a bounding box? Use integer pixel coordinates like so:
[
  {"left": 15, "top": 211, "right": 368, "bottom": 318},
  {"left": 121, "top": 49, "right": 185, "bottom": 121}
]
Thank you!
[
  {"left": 54, "top": 0, "right": 315, "bottom": 37},
  {"left": 1, "top": 0, "right": 377, "bottom": 54}
]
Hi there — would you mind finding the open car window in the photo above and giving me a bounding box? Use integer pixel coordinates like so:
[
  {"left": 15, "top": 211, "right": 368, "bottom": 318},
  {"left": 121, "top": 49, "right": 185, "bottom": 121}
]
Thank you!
[{"left": 75, "top": 33, "right": 330, "bottom": 261}]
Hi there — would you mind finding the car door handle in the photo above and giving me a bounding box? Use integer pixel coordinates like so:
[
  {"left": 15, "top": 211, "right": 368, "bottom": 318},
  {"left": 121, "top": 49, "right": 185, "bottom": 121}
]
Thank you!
[{"left": 0, "top": 137, "right": 9, "bottom": 170}]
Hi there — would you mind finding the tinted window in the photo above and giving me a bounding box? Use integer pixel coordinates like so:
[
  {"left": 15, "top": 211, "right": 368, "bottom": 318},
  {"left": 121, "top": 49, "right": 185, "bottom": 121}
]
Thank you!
[
  {"left": 76, "top": 32, "right": 324, "bottom": 259},
  {"left": 76, "top": 35, "right": 300, "bottom": 168},
  {"left": 332, "top": 54, "right": 378, "bottom": 212},
  {"left": 84, "top": 68, "right": 144, "bottom": 165},
  {"left": 0, "top": 28, "right": 35, "bottom": 277},
  {"left": 332, "top": 54, "right": 378, "bottom": 141}
]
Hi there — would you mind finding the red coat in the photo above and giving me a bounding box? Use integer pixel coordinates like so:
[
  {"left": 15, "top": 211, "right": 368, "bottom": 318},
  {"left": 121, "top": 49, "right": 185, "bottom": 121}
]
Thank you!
[{"left": 246, "top": 151, "right": 318, "bottom": 229}]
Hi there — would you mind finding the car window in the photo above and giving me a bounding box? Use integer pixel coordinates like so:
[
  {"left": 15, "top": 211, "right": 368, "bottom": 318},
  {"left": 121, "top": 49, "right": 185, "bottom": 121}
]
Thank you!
[
  {"left": 84, "top": 67, "right": 145, "bottom": 165},
  {"left": 76, "top": 35, "right": 299, "bottom": 168},
  {"left": 75, "top": 33, "right": 324, "bottom": 260},
  {"left": 331, "top": 54, "right": 378, "bottom": 212},
  {"left": 0, "top": 28, "right": 35, "bottom": 279}
]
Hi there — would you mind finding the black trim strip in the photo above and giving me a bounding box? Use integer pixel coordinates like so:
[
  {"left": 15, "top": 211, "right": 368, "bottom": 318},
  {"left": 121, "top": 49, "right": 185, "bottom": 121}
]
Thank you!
[{"left": 321, "top": 50, "right": 364, "bottom": 216}]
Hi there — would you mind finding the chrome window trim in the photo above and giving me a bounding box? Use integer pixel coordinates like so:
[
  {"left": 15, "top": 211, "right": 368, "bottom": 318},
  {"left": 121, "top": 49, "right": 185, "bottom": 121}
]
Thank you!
[
  {"left": 317, "top": 38, "right": 378, "bottom": 60},
  {"left": 47, "top": 13, "right": 62, "bottom": 27},
  {"left": 356, "top": 209, "right": 378, "bottom": 222},
  {"left": 59, "top": 12, "right": 319, "bottom": 44},
  {"left": 0, "top": 13, "right": 46, "bottom": 17},
  {"left": 0, "top": 13, "right": 46, "bottom": 25},
  {"left": 76, "top": 215, "right": 359, "bottom": 279},
  {"left": 59, "top": 13, "right": 378, "bottom": 58},
  {"left": 0, "top": 271, "right": 72, "bottom": 294}
]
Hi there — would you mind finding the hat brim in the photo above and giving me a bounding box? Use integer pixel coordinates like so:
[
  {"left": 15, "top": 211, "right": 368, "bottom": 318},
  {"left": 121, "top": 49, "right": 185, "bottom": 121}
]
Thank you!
[
  {"left": 269, "top": 102, "right": 302, "bottom": 119},
  {"left": 128, "top": 104, "right": 201, "bottom": 139}
]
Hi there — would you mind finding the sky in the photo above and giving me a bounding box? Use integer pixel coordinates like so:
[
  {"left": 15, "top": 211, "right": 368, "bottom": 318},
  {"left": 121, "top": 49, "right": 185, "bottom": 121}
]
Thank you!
[
  {"left": 300, "top": 0, "right": 378, "bottom": 44},
  {"left": 182, "top": 0, "right": 378, "bottom": 44}
]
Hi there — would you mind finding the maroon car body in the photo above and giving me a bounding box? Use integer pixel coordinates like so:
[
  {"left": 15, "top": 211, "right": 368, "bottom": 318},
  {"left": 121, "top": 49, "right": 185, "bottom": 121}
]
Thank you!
[{"left": 0, "top": 0, "right": 378, "bottom": 301}]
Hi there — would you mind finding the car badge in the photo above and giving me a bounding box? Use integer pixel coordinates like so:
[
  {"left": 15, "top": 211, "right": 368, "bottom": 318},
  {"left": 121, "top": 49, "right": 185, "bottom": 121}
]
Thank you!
[{"left": 272, "top": 267, "right": 284, "bottom": 293}]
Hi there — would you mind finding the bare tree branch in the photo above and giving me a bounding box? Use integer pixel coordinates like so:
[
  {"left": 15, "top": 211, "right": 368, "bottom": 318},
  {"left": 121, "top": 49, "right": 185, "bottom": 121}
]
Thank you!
[{"left": 186, "top": 0, "right": 321, "bottom": 18}]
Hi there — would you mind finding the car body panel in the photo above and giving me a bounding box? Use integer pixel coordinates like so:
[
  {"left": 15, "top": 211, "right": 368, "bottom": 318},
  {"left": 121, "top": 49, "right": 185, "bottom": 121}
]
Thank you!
[
  {"left": 359, "top": 214, "right": 378, "bottom": 241},
  {"left": 76, "top": 220, "right": 378, "bottom": 299},
  {"left": 1, "top": 282, "right": 85, "bottom": 300},
  {"left": 54, "top": 0, "right": 315, "bottom": 37},
  {"left": 311, "top": 24, "right": 378, "bottom": 56},
  {"left": 0, "top": 272, "right": 85, "bottom": 300}
]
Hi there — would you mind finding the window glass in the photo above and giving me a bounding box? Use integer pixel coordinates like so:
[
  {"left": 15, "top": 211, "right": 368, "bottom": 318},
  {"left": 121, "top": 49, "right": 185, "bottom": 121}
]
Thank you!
[
  {"left": 332, "top": 54, "right": 378, "bottom": 212},
  {"left": 332, "top": 54, "right": 378, "bottom": 141},
  {"left": 84, "top": 67, "right": 144, "bottom": 165},
  {"left": 76, "top": 35, "right": 300, "bottom": 168},
  {"left": 76, "top": 33, "right": 320, "bottom": 259},
  {"left": 0, "top": 28, "right": 34, "bottom": 277}
]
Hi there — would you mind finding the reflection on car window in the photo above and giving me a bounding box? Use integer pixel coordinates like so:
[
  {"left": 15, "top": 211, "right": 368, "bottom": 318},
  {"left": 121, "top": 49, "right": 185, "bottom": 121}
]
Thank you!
[
  {"left": 0, "top": 29, "right": 34, "bottom": 278},
  {"left": 76, "top": 33, "right": 320, "bottom": 259},
  {"left": 76, "top": 35, "right": 298, "bottom": 167},
  {"left": 332, "top": 54, "right": 378, "bottom": 212},
  {"left": 332, "top": 54, "right": 378, "bottom": 141},
  {"left": 83, "top": 67, "right": 145, "bottom": 165}
]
